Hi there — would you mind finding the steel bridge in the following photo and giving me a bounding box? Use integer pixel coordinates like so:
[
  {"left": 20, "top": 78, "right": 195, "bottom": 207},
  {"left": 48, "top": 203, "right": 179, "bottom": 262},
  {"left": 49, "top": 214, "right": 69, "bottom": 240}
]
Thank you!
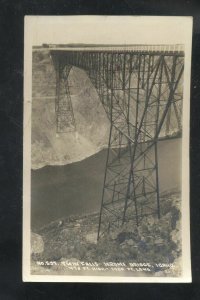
[{"left": 48, "top": 44, "right": 184, "bottom": 240}]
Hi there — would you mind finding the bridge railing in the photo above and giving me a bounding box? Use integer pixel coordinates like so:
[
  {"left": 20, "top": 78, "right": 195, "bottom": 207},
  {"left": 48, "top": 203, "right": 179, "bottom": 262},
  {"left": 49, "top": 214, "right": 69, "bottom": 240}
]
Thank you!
[{"left": 36, "top": 44, "right": 184, "bottom": 54}]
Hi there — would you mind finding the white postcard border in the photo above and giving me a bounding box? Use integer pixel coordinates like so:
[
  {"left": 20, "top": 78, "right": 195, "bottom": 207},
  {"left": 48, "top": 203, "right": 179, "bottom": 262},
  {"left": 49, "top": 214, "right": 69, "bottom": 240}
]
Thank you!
[{"left": 23, "top": 15, "right": 193, "bottom": 282}]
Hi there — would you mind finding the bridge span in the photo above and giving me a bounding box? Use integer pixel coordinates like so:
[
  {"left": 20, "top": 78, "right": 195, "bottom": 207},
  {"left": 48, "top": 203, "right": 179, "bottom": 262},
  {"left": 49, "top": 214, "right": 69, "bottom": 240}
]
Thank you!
[{"left": 39, "top": 44, "right": 184, "bottom": 239}]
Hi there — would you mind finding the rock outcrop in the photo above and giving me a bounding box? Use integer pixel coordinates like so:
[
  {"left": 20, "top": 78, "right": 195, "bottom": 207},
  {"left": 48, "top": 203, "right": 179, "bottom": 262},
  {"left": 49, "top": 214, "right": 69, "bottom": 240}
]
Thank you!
[{"left": 32, "top": 51, "right": 110, "bottom": 169}]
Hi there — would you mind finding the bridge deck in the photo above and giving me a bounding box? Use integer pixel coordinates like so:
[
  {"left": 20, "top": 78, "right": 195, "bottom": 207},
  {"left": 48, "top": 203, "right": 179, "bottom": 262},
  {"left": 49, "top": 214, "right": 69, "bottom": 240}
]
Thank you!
[{"left": 33, "top": 44, "right": 184, "bottom": 55}]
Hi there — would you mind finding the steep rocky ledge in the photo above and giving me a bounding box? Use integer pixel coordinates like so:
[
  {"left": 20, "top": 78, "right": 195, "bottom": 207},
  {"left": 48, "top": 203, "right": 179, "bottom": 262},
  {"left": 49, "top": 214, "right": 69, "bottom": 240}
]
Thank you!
[{"left": 32, "top": 51, "right": 110, "bottom": 169}]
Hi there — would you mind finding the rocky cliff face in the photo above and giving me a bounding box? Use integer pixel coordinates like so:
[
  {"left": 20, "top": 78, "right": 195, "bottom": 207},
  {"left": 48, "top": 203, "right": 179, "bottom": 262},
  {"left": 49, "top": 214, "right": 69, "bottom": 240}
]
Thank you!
[
  {"left": 31, "top": 51, "right": 181, "bottom": 169},
  {"left": 32, "top": 51, "right": 110, "bottom": 169}
]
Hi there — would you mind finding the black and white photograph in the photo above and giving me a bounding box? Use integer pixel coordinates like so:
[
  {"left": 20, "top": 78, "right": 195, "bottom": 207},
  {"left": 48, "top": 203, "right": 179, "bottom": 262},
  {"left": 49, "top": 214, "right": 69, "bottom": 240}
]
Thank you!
[{"left": 23, "top": 16, "right": 192, "bottom": 282}]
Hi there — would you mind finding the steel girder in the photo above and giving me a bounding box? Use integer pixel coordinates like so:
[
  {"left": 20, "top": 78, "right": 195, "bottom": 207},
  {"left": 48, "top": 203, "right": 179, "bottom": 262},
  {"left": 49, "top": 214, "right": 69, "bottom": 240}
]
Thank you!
[
  {"left": 51, "top": 49, "right": 184, "bottom": 239},
  {"left": 53, "top": 57, "right": 76, "bottom": 133}
]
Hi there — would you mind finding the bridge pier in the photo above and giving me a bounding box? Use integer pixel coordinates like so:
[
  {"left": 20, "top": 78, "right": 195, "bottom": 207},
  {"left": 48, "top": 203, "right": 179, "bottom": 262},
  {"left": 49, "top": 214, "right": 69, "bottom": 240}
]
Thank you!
[
  {"left": 51, "top": 46, "right": 184, "bottom": 240},
  {"left": 55, "top": 61, "right": 76, "bottom": 133}
]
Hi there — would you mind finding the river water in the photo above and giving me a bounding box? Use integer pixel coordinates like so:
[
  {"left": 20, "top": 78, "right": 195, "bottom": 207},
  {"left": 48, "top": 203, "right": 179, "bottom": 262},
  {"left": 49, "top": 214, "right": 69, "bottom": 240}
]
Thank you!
[{"left": 31, "top": 138, "right": 181, "bottom": 231}]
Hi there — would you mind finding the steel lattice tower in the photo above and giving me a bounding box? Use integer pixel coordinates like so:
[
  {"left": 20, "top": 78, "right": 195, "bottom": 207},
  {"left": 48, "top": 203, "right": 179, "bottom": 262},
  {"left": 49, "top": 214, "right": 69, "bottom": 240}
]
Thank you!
[
  {"left": 50, "top": 45, "right": 184, "bottom": 240},
  {"left": 53, "top": 57, "right": 76, "bottom": 133}
]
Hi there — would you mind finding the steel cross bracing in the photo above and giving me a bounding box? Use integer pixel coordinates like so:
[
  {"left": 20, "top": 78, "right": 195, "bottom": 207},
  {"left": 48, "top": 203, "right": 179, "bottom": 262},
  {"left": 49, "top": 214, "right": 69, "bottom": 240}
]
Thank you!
[
  {"left": 51, "top": 47, "right": 184, "bottom": 240},
  {"left": 53, "top": 57, "right": 76, "bottom": 133}
]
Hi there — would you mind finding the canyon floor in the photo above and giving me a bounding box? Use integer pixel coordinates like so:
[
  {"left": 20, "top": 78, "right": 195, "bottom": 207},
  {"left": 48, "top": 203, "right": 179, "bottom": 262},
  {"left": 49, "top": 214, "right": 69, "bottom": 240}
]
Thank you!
[{"left": 31, "top": 190, "right": 181, "bottom": 277}]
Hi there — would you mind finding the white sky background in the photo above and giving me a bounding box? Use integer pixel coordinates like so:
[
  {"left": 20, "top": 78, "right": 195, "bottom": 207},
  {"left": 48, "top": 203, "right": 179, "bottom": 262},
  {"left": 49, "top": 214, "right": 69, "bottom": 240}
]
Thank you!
[{"left": 26, "top": 16, "right": 192, "bottom": 46}]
